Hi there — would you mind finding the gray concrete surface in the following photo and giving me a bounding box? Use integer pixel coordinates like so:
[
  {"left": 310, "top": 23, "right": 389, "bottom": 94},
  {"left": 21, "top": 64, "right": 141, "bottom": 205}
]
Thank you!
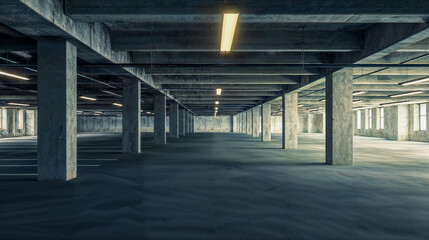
[
  {"left": 282, "top": 93, "right": 299, "bottom": 149},
  {"left": 37, "top": 39, "right": 77, "bottom": 181},
  {"left": 154, "top": 94, "right": 166, "bottom": 144},
  {"left": 122, "top": 79, "right": 141, "bottom": 153},
  {"left": 1, "top": 133, "right": 429, "bottom": 239}
]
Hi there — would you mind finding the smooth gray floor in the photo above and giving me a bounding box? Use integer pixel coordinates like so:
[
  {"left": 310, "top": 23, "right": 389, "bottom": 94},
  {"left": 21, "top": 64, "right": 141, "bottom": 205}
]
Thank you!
[{"left": 0, "top": 133, "right": 429, "bottom": 240}]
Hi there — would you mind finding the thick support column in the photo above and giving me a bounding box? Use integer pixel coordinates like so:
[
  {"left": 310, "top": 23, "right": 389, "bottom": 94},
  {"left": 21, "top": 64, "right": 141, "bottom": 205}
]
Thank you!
[
  {"left": 154, "top": 94, "right": 166, "bottom": 144},
  {"left": 252, "top": 106, "right": 260, "bottom": 138},
  {"left": 37, "top": 39, "right": 77, "bottom": 181},
  {"left": 246, "top": 110, "right": 252, "bottom": 135},
  {"left": 261, "top": 103, "right": 272, "bottom": 142},
  {"left": 122, "top": 79, "right": 141, "bottom": 153},
  {"left": 326, "top": 69, "right": 353, "bottom": 165},
  {"left": 179, "top": 109, "right": 186, "bottom": 136},
  {"left": 185, "top": 111, "right": 190, "bottom": 135},
  {"left": 282, "top": 93, "right": 298, "bottom": 149},
  {"left": 169, "top": 103, "right": 179, "bottom": 139}
]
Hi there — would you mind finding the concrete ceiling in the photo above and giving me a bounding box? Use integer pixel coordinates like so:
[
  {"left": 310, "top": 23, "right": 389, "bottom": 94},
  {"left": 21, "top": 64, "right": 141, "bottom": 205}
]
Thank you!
[{"left": 1, "top": 0, "right": 429, "bottom": 116}]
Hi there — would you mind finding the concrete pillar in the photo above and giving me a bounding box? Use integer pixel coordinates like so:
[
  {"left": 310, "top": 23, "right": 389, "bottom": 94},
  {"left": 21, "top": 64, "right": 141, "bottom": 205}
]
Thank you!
[
  {"left": 185, "top": 111, "right": 189, "bottom": 135},
  {"left": 252, "top": 106, "right": 260, "bottom": 138},
  {"left": 246, "top": 110, "right": 252, "bottom": 135},
  {"left": 261, "top": 103, "right": 271, "bottom": 142},
  {"left": 282, "top": 92, "right": 298, "bottom": 149},
  {"left": 325, "top": 69, "right": 353, "bottom": 165},
  {"left": 169, "top": 103, "right": 179, "bottom": 139},
  {"left": 122, "top": 78, "right": 141, "bottom": 153},
  {"left": 37, "top": 39, "right": 77, "bottom": 181},
  {"left": 308, "top": 114, "right": 317, "bottom": 133},
  {"left": 230, "top": 115, "right": 234, "bottom": 132},
  {"left": 154, "top": 94, "right": 166, "bottom": 144},
  {"left": 179, "top": 109, "right": 186, "bottom": 136}
]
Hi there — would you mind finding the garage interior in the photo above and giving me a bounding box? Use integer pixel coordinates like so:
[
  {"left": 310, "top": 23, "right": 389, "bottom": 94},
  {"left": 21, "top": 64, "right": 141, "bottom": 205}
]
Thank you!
[{"left": 0, "top": 1, "right": 429, "bottom": 239}]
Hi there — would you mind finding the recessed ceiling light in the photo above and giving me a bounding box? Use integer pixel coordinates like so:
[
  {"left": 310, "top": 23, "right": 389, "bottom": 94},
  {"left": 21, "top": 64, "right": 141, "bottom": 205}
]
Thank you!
[
  {"left": 399, "top": 77, "right": 429, "bottom": 86},
  {"left": 352, "top": 91, "right": 367, "bottom": 96},
  {"left": 79, "top": 96, "right": 97, "bottom": 101},
  {"left": 220, "top": 12, "right": 239, "bottom": 52},
  {"left": 7, "top": 102, "right": 30, "bottom": 107},
  {"left": 0, "top": 70, "right": 29, "bottom": 80},
  {"left": 112, "top": 102, "right": 123, "bottom": 107},
  {"left": 388, "top": 91, "right": 424, "bottom": 98},
  {"left": 216, "top": 88, "right": 222, "bottom": 95}
]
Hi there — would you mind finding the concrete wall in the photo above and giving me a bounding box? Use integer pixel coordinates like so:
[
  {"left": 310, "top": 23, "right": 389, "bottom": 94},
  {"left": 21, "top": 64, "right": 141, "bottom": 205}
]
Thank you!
[
  {"left": 194, "top": 116, "right": 232, "bottom": 132},
  {"left": 0, "top": 109, "right": 37, "bottom": 138},
  {"left": 77, "top": 116, "right": 170, "bottom": 133}
]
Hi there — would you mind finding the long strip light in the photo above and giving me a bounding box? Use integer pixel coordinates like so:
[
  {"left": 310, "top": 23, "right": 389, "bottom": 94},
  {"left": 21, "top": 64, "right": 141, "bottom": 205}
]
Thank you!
[
  {"left": 0, "top": 70, "right": 29, "bottom": 80},
  {"left": 399, "top": 77, "right": 429, "bottom": 86},
  {"left": 353, "top": 91, "right": 367, "bottom": 96},
  {"left": 112, "top": 102, "right": 123, "bottom": 107},
  {"left": 380, "top": 100, "right": 410, "bottom": 107},
  {"left": 79, "top": 96, "right": 97, "bottom": 101},
  {"left": 388, "top": 91, "right": 424, "bottom": 98},
  {"left": 353, "top": 100, "right": 362, "bottom": 103},
  {"left": 220, "top": 13, "right": 239, "bottom": 52},
  {"left": 7, "top": 102, "right": 30, "bottom": 107},
  {"left": 308, "top": 108, "right": 319, "bottom": 111},
  {"left": 216, "top": 88, "right": 222, "bottom": 95}
]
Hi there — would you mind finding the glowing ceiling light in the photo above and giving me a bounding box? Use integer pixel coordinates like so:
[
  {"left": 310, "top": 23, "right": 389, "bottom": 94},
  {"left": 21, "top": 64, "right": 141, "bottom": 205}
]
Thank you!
[
  {"left": 298, "top": 104, "right": 304, "bottom": 107},
  {"left": 79, "top": 95, "right": 97, "bottom": 101},
  {"left": 380, "top": 100, "right": 410, "bottom": 107},
  {"left": 216, "top": 88, "right": 222, "bottom": 95},
  {"left": 220, "top": 12, "right": 239, "bottom": 52},
  {"left": 399, "top": 77, "right": 429, "bottom": 86},
  {"left": 319, "top": 99, "right": 326, "bottom": 102},
  {"left": 388, "top": 91, "right": 424, "bottom": 98},
  {"left": 146, "top": 111, "right": 151, "bottom": 114},
  {"left": 112, "top": 102, "right": 123, "bottom": 107},
  {"left": 353, "top": 91, "right": 367, "bottom": 96},
  {"left": 0, "top": 70, "right": 29, "bottom": 80},
  {"left": 307, "top": 108, "right": 318, "bottom": 111},
  {"left": 215, "top": 101, "right": 219, "bottom": 105},
  {"left": 353, "top": 100, "right": 363, "bottom": 103},
  {"left": 215, "top": 107, "right": 219, "bottom": 110},
  {"left": 94, "top": 111, "right": 103, "bottom": 115},
  {"left": 7, "top": 102, "right": 30, "bottom": 107}
]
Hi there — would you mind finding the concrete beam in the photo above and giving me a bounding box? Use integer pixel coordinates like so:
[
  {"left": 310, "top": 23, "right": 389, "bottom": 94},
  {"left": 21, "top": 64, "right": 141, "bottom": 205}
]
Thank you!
[
  {"left": 111, "top": 30, "right": 361, "bottom": 52},
  {"left": 145, "top": 67, "right": 320, "bottom": 76},
  {"left": 153, "top": 75, "right": 298, "bottom": 85},
  {"left": 65, "top": 1, "right": 429, "bottom": 20}
]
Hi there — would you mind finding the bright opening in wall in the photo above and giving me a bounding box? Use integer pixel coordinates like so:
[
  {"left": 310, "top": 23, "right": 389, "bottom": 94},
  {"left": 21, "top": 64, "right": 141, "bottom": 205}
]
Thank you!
[
  {"left": 0, "top": 108, "right": 7, "bottom": 130},
  {"left": 419, "top": 104, "right": 427, "bottom": 131},
  {"left": 356, "top": 110, "right": 362, "bottom": 130},
  {"left": 17, "top": 109, "right": 24, "bottom": 130}
]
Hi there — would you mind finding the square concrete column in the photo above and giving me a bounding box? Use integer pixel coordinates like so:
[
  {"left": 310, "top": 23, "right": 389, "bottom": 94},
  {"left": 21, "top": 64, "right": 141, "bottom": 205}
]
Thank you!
[
  {"left": 37, "top": 39, "right": 77, "bottom": 181},
  {"left": 252, "top": 106, "right": 260, "bottom": 138},
  {"left": 179, "top": 109, "right": 186, "bottom": 136},
  {"left": 246, "top": 110, "right": 252, "bottom": 135},
  {"left": 169, "top": 103, "right": 179, "bottom": 139},
  {"left": 282, "top": 92, "right": 298, "bottom": 149},
  {"left": 154, "top": 94, "right": 166, "bottom": 144},
  {"left": 122, "top": 79, "right": 141, "bottom": 153},
  {"left": 185, "top": 111, "right": 190, "bottom": 135},
  {"left": 261, "top": 103, "right": 271, "bottom": 142},
  {"left": 325, "top": 69, "right": 353, "bottom": 165}
]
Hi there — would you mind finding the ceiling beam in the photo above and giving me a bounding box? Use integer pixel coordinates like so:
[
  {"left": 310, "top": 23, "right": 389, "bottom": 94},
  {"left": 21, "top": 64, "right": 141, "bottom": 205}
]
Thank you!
[
  {"left": 153, "top": 75, "right": 298, "bottom": 85},
  {"left": 145, "top": 67, "right": 320, "bottom": 75}
]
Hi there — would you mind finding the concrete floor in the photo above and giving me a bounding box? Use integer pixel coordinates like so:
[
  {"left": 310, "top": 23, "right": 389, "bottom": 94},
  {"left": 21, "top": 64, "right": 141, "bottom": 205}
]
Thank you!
[{"left": 0, "top": 133, "right": 429, "bottom": 240}]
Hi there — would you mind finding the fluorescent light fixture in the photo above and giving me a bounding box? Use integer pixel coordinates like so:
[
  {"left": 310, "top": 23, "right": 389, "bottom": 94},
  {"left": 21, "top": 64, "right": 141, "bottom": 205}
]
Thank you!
[
  {"left": 94, "top": 111, "right": 103, "bottom": 115},
  {"left": 79, "top": 96, "right": 97, "bottom": 101},
  {"left": 215, "top": 107, "right": 219, "bottom": 110},
  {"left": 77, "top": 110, "right": 83, "bottom": 114},
  {"left": 399, "top": 77, "right": 429, "bottom": 86},
  {"left": 298, "top": 104, "right": 304, "bottom": 107},
  {"left": 319, "top": 99, "right": 326, "bottom": 102},
  {"left": 353, "top": 107, "right": 366, "bottom": 110},
  {"left": 215, "top": 101, "right": 219, "bottom": 105},
  {"left": 353, "top": 100, "right": 362, "bottom": 103},
  {"left": 0, "top": 70, "right": 29, "bottom": 80},
  {"left": 353, "top": 91, "right": 367, "bottom": 96},
  {"left": 7, "top": 102, "right": 30, "bottom": 107},
  {"left": 388, "top": 91, "right": 424, "bottom": 98},
  {"left": 216, "top": 88, "right": 222, "bottom": 95},
  {"left": 220, "top": 13, "right": 239, "bottom": 52},
  {"left": 112, "top": 102, "right": 123, "bottom": 107},
  {"left": 380, "top": 100, "right": 410, "bottom": 107},
  {"left": 146, "top": 111, "right": 151, "bottom": 114},
  {"left": 307, "top": 108, "right": 318, "bottom": 111}
]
